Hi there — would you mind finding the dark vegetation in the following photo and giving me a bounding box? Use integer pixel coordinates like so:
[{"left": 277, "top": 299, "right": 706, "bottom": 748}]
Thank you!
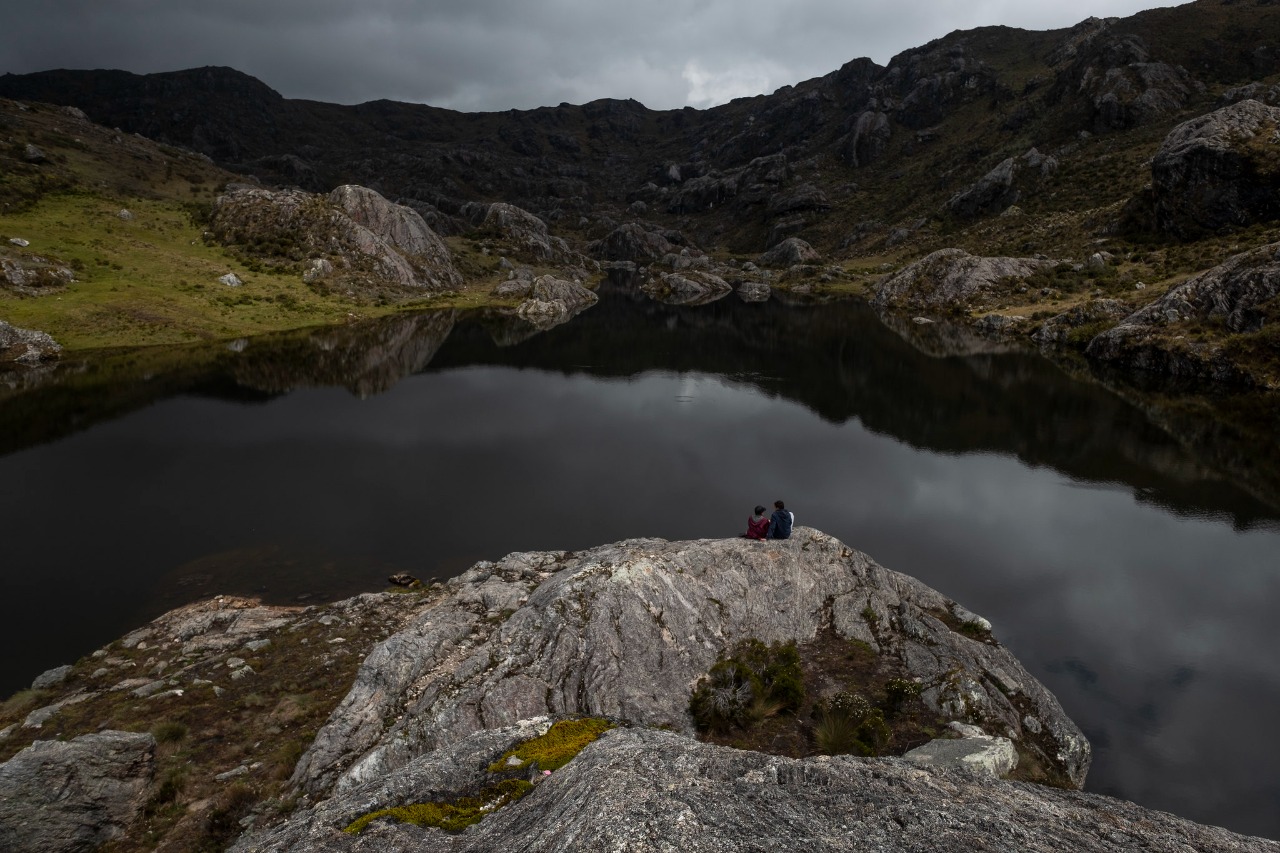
[{"left": 690, "top": 634, "right": 949, "bottom": 762}]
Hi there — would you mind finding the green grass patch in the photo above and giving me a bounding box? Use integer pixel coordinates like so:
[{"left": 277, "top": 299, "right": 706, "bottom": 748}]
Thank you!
[
  {"left": 487, "top": 717, "right": 615, "bottom": 772},
  {"left": 344, "top": 779, "right": 533, "bottom": 835}
]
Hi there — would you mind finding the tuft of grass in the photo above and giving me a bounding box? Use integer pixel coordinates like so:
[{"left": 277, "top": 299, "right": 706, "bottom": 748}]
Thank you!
[
  {"left": 689, "top": 639, "right": 805, "bottom": 734},
  {"left": 151, "top": 720, "right": 188, "bottom": 743}
]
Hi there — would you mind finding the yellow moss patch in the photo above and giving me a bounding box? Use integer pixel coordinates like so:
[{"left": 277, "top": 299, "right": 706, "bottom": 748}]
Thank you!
[
  {"left": 487, "top": 718, "right": 615, "bottom": 773},
  {"left": 343, "top": 779, "right": 533, "bottom": 835}
]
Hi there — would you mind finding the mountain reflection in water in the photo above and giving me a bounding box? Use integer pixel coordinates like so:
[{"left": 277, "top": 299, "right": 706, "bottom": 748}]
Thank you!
[{"left": 1, "top": 283, "right": 1277, "bottom": 839}]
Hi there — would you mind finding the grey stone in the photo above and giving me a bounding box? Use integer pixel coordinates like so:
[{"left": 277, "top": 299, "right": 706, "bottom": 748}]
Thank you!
[
  {"left": 226, "top": 657, "right": 247, "bottom": 668},
  {"left": 873, "top": 249, "right": 1055, "bottom": 313},
  {"left": 116, "top": 208, "right": 133, "bottom": 221},
  {"left": 216, "top": 765, "right": 250, "bottom": 782},
  {"left": 641, "top": 271, "right": 732, "bottom": 306},
  {"left": 737, "top": 281, "right": 770, "bottom": 302},
  {"left": 758, "top": 237, "right": 820, "bottom": 268},
  {"left": 130, "top": 680, "right": 168, "bottom": 698},
  {"left": 244, "top": 639, "right": 272, "bottom": 652},
  {"left": 0, "top": 731, "right": 155, "bottom": 853},
  {"left": 30, "top": 664, "right": 72, "bottom": 689},
  {"left": 8, "top": 237, "right": 29, "bottom": 247},
  {"left": 219, "top": 272, "right": 244, "bottom": 287},
  {"left": 23, "top": 143, "right": 45, "bottom": 163},
  {"left": 904, "top": 733, "right": 1019, "bottom": 777},
  {"left": 1032, "top": 299, "right": 1133, "bottom": 347},
  {"left": 0, "top": 321, "right": 62, "bottom": 366}
]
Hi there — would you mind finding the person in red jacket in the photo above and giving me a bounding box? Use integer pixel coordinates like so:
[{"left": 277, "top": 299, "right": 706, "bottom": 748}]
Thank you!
[{"left": 742, "top": 505, "right": 770, "bottom": 540}]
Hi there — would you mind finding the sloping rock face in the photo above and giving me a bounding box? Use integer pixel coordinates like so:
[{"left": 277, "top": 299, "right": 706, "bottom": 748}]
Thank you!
[
  {"left": 209, "top": 186, "right": 462, "bottom": 293},
  {"left": 290, "top": 529, "right": 1089, "bottom": 798},
  {"left": 479, "top": 202, "right": 578, "bottom": 265},
  {"left": 0, "top": 731, "right": 155, "bottom": 852},
  {"left": 0, "top": 320, "right": 61, "bottom": 365},
  {"left": 235, "top": 726, "right": 1277, "bottom": 853},
  {"left": 327, "top": 185, "right": 461, "bottom": 290},
  {"left": 1151, "top": 100, "right": 1280, "bottom": 238},
  {"left": 945, "top": 148, "right": 1058, "bottom": 220},
  {"left": 1086, "top": 242, "right": 1280, "bottom": 386},
  {"left": 873, "top": 248, "right": 1053, "bottom": 313}
]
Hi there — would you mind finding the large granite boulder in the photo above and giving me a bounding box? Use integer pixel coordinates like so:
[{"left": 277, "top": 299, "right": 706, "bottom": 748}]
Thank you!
[
  {"left": 327, "top": 185, "right": 461, "bottom": 289},
  {"left": 640, "top": 271, "right": 732, "bottom": 306},
  {"left": 234, "top": 725, "right": 1275, "bottom": 853},
  {"left": 874, "top": 249, "right": 1054, "bottom": 314},
  {"left": 290, "top": 529, "right": 1088, "bottom": 798},
  {"left": 1086, "top": 242, "right": 1280, "bottom": 387},
  {"left": 0, "top": 731, "right": 155, "bottom": 852},
  {"left": 514, "top": 275, "right": 599, "bottom": 329},
  {"left": 758, "top": 237, "right": 820, "bottom": 268},
  {"left": 0, "top": 321, "right": 61, "bottom": 365},
  {"left": 1151, "top": 100, "right": 1280, "bottom": 238}
]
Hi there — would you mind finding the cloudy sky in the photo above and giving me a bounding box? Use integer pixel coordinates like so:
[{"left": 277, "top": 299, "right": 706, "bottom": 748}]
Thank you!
[{"left": 2, "top": 0, "right": 1177, "bottom": 112}]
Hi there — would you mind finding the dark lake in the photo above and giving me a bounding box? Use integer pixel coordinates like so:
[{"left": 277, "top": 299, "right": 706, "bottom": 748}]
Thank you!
[{"left": 2, "top": 281, "right": 1278, "bottom": 839}]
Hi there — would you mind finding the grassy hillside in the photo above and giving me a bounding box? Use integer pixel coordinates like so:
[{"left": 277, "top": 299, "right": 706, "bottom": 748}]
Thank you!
[{"left": 0, "top": 100, "right": 501, "bottom": 351}]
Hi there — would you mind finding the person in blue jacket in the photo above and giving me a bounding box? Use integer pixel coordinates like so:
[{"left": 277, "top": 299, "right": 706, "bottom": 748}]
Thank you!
[{"left": 767, "top": 500, "right": 794, "bottom": 539}]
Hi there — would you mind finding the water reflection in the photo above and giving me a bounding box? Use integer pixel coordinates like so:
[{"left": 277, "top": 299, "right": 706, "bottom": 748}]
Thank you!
[{"left": 1, "top": 285, "right": 1278, "bottom": 838}]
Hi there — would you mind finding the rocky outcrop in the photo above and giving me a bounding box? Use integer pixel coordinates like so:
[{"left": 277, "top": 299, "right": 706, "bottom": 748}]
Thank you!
[
  {"left": 234, "top": 725, "right": 1276, "bottom": 853},
  {"left": 841, "top": 110, "right": 891, "bottom": 167},
  {"left": 591, "top": 222, "right": 676, "bottom": 262},
  {"left": 945, "top": 148, "right": 1058, "bottom": 220},
  {"left": 1, "top": 254, "right": 76, "bottom": 291},
  {"left": 514, "top": 275, "right": 598, "bottom": 329},
  {"left": 290, "top": 529, "right": 1088, "bottom": 798},
  {"left": 0, "top": 731, "right": 155, "bottom": 852},
  {"left": 873, "top": 249, "right": 1054, "bottom": 314},
  {"left": 1086, "top": 242, "right": 1280, "bottom": 387},
  {"left": 1032, "top": 298, "right": 1134, "bottom": 347},
  {"left": 327, "top": 185, "right": 461, "bottom": 289},
  {"left": 640, "top": 271, "right": 732, "bottom": 306},
  {"left": 209, "top": 186, "right": 462, "bottom": 293},
  {"left": 0, "top": 320, "right": 61, "bottom": 365},
  {"left": 479, "top": 203, "right": 577, "bottom": 265},
  {"left": 758, "top": 237, "right": 820, "bottom": 268},
  {"left": 1150, "top": 100, "right": 1280, "bottom": 238}
]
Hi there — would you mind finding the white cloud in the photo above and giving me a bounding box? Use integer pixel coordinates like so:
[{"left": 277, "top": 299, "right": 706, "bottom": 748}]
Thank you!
[{"left": 681, "top": 59, "right": 781, "bottom": 108}]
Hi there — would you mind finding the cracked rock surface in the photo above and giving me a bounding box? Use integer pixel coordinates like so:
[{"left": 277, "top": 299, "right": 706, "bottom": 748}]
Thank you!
[{"left": 237, "top": 726, "right": 1278, "bottom": 853}]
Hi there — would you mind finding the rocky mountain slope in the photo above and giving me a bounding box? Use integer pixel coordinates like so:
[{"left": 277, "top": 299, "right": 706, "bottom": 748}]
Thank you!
[
  {"left": 5, "top": 1, "right": 1280, "bottom": 385},
  {"left": 2, "top": 530, "right": 1276, "bottom": 851}
]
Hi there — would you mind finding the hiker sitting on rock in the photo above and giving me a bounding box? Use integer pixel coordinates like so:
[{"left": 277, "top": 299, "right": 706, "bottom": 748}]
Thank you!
[
  {"left": 768, "top": 500, "right": 794, "bottom": 540},
  {"left": 742, "top": 505, "right": 770, "bottom": 540}
]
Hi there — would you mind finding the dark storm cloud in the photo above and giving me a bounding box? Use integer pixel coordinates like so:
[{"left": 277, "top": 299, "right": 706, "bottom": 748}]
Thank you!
[{"left": 3, "top": 1, "right": 1173, "bottom": 111}]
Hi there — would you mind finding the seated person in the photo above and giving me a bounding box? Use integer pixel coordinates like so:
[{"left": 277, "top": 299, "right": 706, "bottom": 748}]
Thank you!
[
  {"left": 767, "top": 500, "right": 794, "bottom": 540},
  {"left": 742, "top": 505, "right": 770, "bottom": 540}
]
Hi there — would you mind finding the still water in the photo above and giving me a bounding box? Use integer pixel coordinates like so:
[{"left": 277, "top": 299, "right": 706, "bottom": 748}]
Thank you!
[{"left": 2, "top": 284, "right": 1278, "bottom": 838}]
